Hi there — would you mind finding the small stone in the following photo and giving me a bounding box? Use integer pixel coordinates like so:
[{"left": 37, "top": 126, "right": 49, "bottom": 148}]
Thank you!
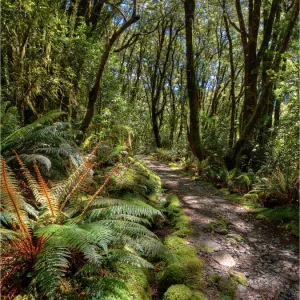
[
  {"left": 237, "top": 284, "right": 247, "bottom": 292},
  {"left": 212, "top": 251, "right": 236, "bottom": 267},
  {"left": 197, "top": 239, "right": 222, "bottom": 252},
  {"left": 214, "top": 227, "right": 228, "bottom": 235}
]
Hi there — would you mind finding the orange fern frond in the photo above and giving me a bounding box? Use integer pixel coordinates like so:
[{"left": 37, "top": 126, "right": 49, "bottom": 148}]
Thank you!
[
  {"left": 34, "top": 165, "right": 58, "bottom": 217},
  {"left": 57, "top": 140, "right": 102, "bottom": 202},
  {"left": 60, "top": 162, "right": 97, "bottom": 212},
  {"left": 80, "top": 165, "right": 120, "bottom": 217},
  {"left": 0, "top": 160, "right": 31, "bottom": 240}
]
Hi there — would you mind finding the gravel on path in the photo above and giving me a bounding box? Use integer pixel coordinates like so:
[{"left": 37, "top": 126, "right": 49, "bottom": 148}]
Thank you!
[{"left": 140, "top": 156, "right": 299, "bottom": 300}]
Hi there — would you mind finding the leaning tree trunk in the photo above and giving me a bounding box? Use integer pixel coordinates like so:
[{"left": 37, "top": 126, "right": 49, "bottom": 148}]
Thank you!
[
  {"left": 184, "top": 0, "right": 204, "bottom": 161},
  {"left": 77, "top": 7, "right": 140, "bottom": 143}
]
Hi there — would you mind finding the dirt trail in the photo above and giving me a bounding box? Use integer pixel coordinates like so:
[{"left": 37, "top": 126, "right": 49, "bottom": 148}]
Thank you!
[{"left": 141, "top": 156, "right": 299, "bottom": 300}]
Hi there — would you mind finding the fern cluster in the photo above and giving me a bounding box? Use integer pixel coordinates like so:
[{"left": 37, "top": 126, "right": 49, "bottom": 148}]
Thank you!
[
  {"left": 1, "top": 106, "right": 80, "bottom": 177},
  {"left": 0, "top": 143, "right": 163, "bottom": 298}
]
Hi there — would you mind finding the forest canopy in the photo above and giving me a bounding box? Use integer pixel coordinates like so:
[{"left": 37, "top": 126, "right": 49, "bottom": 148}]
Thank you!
[{"left": 0, "top": 0, "right": 299, "bottom": 298}]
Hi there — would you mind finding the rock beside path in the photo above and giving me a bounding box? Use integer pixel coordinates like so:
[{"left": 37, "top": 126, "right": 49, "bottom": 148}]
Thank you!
[
  {"left": 212, "top": 251, "right": 236, "bottom": 267},
  {"left": 197, "top": 239, "right": 222, "bottom": 252}
]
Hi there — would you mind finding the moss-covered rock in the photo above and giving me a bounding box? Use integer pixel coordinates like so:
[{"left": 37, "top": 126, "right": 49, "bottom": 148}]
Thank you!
[
  {"left": 170, "top": 227, "right": 192, "bottom": 238},
  {"left": 174, "top": 214, "right": 190, "bottom": 229},
  {"left": 229, "top": 271, "right": 247, "bottom": 286},
  {"left": 205, "top": 217, "right": 228, "bottom": 235},
  {"left": 160, "top": 263, "right": 187, "bottom": 288},
  {"left": 109, "top": 158, "right": 161, "bottom": 199},
  {"left": 164, "top": 236, "right": 197, "bottom": 261},
  {"left": 184, "top": 257, "right": 205, "bottom": 289},
  {"left": 113, "top": 263, "right": 151, "bottom": 300},
  {"left": 166, "top": 194, "right": 181, "bottom": 217},
  {"left": 227, "top": 233, "right": 243, "bottom": 242},
  {"left": 209, "top": 274, "right": 237, "bottom": 298},
  {"left": 159, "top": 257, "right": 205, "bottom": 290},
  {"left": 163, "top": 285, "right": 193, "bottom": 300},
  {"left": 166, "top": 194, "right": 181, "bottom": 206},
  {"left": 192, "top": 291, "right": 208, "bottom": 300}
]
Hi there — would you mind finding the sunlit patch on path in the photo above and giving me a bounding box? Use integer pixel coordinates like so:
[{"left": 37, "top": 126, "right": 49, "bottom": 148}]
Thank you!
[{"left": 140, "top": 156, "right": 299, "bottom": 300}]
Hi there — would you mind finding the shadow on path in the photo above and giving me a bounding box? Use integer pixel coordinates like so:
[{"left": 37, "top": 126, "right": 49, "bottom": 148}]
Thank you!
[{"left": 140, "top": 156, "right": 299, "bottom": 300}]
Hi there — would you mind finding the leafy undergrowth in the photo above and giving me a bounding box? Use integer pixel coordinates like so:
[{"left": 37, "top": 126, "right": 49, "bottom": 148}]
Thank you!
[{"left": 1, "top": 150, "right": 164, "bottom": 299}]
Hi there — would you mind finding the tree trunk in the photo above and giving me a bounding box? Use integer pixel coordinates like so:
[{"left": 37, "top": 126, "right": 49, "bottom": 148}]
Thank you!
[
  {"left": 77, "top": 11, "right": 140, "bottom": 143},
  {"left": 184, "top": 0, "right": 204, "bottom": 161}
]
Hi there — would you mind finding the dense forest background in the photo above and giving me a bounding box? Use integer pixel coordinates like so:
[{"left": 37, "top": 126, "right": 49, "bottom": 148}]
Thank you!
[{"left": 1, "top": 0, "right": 299, "bottom": 299}]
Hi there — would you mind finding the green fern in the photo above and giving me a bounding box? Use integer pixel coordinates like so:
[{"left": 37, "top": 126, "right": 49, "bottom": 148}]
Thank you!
[{"left": 0, "top": 151, "right": 164, "bottom": 298}]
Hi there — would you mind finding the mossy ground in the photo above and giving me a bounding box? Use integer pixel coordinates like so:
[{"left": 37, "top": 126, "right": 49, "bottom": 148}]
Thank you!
[
  {"left": 163, "top": 284, "right": 207, "bottom": 300},
  {"left": 219, "top": 189, "right": 299, "bottom": 237},
  {"left": 209, "top": 274, "right": 238, "bottom": 298},
  {"left": 158, "top": 193, "right": 206, "bottom": 299},
  {"left": 256, "top": 205, "right": 299, "bottom": 237}
]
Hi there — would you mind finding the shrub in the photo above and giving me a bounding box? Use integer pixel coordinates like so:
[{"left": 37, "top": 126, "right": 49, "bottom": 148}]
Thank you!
[{"left": 253, "top": 167, "right": 299, "bottom": 205}]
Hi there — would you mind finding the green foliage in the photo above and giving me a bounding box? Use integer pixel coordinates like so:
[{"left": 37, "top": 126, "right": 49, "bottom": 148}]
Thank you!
[
  {"left": 1, "top": 108, "right": 79, "bottom": 178},
  {"left": 0, "top": 150, "right": 163, "bottom": 298},
  {"left": 253, "top": 167, "right": 299, "bottom": 205}
]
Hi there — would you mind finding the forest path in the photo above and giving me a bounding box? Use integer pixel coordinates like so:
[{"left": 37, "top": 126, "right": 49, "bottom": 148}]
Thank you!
[{"left": 140, "top": 156, "right": 299, "bottom": 300}]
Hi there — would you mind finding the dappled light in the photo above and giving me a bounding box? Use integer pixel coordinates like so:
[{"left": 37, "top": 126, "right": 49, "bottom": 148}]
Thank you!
[{"left": 1, "top": 0, "right": 298, "bottom": 299}]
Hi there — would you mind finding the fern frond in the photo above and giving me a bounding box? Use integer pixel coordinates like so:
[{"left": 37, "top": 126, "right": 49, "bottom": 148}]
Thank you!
[
  {"left": 107, "top": 249, "right": 153, "bottom": 268},
  {"left": 80, "top": 165, "right": 120, "bottom": 217},
  {"left": 34, "top": 244, "right": 71, "bottom": 297},
  {"left": 0, "top": 228, "right": 22, "bottom": 241},
  {"left": 2, "top": 110, "right": 65, "bottom": 146},
  {"left": 56, "top": 141, "right": 102, "bottom": 203},
  {"left": 0, "top": 159, "right": 31, "bottom": 239},
  {"left": 127, "top": 236, "right": 166, "bottom": 257},
  {"left": 60, "top": 162, "right": 96, "bottom": 212},
  {"left": 34, "top": 165, "right": 58, "bottom": 217}
]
